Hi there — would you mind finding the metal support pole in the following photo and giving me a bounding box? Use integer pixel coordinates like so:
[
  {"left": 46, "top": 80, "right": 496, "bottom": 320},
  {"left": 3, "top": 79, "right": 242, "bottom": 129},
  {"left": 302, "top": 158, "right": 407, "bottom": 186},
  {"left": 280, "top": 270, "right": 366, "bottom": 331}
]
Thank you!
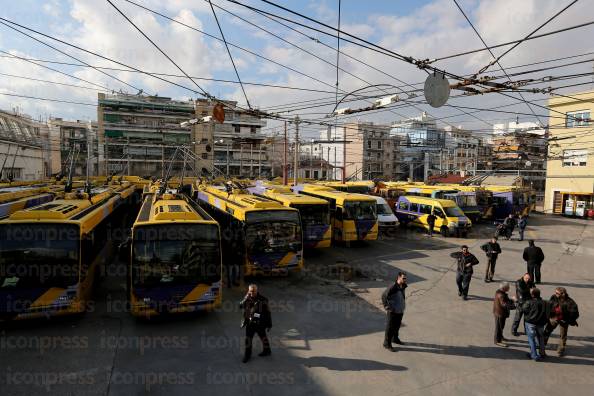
[
  {"left": 240, "top": 144, "right": 243, "bottom": 177},
  {"left": 342, "top": 126, "right": 346, "bottom": 183},
  {"left": 327, "top": 147, "right": 331, "bottom": 180},
  {"left": 271, "top": 139, "right": 275, "bottom": 178},
  {"left": 250, "top": 143, "right": 254, "bottom": 179},
  {"left": 294, "top": 116, "right": 300, "bottom": 186},
  {"left": 334, "top": 147, "right": 337, "bottom": 181},
  {"left": 258, "top": 143, "right": 261, "bottom": 178},
  {"left": 226, "top": 143, "right": 230, "bottom": 176},
  {"left": 283, "top": 121, "right": 288, "bottom": 185}
]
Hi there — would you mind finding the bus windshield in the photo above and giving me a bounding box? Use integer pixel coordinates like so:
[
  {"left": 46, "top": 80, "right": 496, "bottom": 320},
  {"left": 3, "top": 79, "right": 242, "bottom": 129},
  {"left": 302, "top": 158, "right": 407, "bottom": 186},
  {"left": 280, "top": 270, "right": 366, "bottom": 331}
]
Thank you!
[
  {"left": 448, "top": 194, "right": 477, "bottom": 207},
  {"left": 291, "top": 204, "right": 329, "bottom": 226},
  {"left": 344, "top": 201, "right": 377, "bottom": 220},
  {"left": 245, "top": 210, "right": 301, "bottom": 254},
  {"left": 132, "top": 224, "right": 221, "bottom": 288},
  {"left": 0, "top": 224, "right": 79, "bottom": 288},
  {"left": 376, "top": 203, "right": 393, "bottom": 215},
  {"left": 444, "top": 206, "right": 465, "bottom": 217}
]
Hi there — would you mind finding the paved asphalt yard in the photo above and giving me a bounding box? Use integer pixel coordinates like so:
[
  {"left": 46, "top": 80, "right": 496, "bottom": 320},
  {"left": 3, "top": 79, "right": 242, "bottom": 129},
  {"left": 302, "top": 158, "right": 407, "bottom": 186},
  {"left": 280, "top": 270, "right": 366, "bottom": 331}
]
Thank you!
[{"left": 1, "top": 214, "right": 593, "bottom": 395}]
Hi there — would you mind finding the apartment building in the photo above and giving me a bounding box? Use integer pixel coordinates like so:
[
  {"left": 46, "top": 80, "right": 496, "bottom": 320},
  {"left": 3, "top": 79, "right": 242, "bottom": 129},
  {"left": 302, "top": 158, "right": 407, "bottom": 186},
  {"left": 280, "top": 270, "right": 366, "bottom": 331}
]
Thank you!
[
  {"left": 97, "top": 93, "right": 195, "bottom": 177},
  {"left": 544, "top": 90, "right": 594, "bottom": 215},
  {"left": 48, "top": 118, "right": 98, "bottom": 177}
]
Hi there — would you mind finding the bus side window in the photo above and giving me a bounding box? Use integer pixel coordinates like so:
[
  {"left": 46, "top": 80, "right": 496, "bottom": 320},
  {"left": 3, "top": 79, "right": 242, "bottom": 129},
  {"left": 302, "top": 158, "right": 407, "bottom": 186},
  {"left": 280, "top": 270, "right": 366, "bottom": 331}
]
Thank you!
[
  {"left": 398, "top": 201, "right": 409, "bottom": 211},
  {"left": 419, "top": 204, "right": 432, "bottom": 214},
  {"left": 410, "top": 203, "right": 419, "bottom": 213},
  {"left": 434, "top": 207, "right": 445, "bottom": 218}
]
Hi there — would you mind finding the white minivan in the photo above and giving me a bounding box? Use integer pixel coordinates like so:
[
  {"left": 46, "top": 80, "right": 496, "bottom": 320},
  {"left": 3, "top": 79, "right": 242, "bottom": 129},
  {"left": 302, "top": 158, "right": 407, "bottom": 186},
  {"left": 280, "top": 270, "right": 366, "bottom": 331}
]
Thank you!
[{"left": 373, "top": 196, "right": 399, "bottom": 231}]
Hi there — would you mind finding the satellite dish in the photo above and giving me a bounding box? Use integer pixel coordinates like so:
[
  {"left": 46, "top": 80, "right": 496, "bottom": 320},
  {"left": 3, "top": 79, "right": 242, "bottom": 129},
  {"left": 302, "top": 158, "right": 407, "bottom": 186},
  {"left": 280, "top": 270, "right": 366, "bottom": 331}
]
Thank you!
[
  {"left": 212, "top": 103, "right": 225, "bottom": 124},
  {"left": 424, "top": 72, "right": 450, "bottom": 108},
  {"left": 525, "top": 160, "right": 532, "bottom": 167}
]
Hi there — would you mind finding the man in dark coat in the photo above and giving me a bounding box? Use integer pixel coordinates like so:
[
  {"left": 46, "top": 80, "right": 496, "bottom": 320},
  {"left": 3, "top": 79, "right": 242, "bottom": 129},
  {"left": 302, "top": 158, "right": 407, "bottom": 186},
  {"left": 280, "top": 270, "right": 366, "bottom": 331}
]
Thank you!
[
  {"left": 240, "top": 284, "right": 272, "bottom": 363},
  {"left": 450, "top": 245, "right": 479, "bottom": 300},
  {"left": 521, "top": 288, "right": 550, "bottom": 361},
  {"left": 518, "top": 215, "right": 528, "bottom": 241},
  {"left": 426, "top": 212, "right": 437, "bottom": 237},
  {"left": 511, "top": 273, "right": 535, "bottom": 336},
  {"left": 382, "top": 272, "right": 407, "bottom": 351},
  {"left": 481, "top": 236, "right": 502, "bottom": 283},
  {"left": 493, "top": 282, "right": 516, "bottom": 347},
  {"left": 503, "top": 214, "right": 516, "bottom": 240},
  {"left": 544, "top": 287, "right": 579, "bottom": 357},
  {"left": 523, "top": 240, "right": 545, "bottom": 284}
]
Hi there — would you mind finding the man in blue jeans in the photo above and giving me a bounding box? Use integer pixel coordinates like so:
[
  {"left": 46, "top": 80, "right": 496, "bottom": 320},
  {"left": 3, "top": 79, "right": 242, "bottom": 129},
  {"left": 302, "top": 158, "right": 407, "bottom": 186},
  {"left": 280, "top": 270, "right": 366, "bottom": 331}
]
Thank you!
[{"left": 520, "top": 288, "right": 550, "bottom": 361}]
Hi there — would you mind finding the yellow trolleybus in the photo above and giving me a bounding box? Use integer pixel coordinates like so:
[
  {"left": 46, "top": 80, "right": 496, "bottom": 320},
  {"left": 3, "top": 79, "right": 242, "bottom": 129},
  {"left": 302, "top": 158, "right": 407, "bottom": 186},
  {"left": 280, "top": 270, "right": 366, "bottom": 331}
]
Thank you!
[
  {"left": 195, "top": 183, "right": 303, "bottom": 276},
  {"left": 248, "top": 182, "right": 331, "bottom": 249},
  {"left": 128, "top": 189, "right": 222, "bottom": 317},
  {"left": 293, "top": 184, "right": 378, "bottom": 242},
  {"left": 0, "top": 182, "right": 137, "bottom": 321}
]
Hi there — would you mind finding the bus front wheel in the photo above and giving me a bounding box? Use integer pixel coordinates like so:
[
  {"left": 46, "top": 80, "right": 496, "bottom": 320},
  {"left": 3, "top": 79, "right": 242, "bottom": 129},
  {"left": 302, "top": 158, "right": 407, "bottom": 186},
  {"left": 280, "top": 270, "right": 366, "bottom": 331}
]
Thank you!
[{"left": 440, "top": 226, "right": 449, "bottom": 237}]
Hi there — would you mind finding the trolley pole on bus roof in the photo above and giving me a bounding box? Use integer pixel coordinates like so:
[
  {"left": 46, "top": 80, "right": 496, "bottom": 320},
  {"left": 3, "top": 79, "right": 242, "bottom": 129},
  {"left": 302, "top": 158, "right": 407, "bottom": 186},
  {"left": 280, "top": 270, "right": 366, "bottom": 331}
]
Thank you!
[{"left": 293, "top": 116, "right": 300, "bottom": 186}]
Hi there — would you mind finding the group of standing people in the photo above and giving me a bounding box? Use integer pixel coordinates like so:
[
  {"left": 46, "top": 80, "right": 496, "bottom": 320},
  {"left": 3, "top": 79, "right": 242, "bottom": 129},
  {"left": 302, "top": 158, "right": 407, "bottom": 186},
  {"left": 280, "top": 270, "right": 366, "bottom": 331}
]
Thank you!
[{"left": 493, "top": 280, "right": 579, "bottom": 360}]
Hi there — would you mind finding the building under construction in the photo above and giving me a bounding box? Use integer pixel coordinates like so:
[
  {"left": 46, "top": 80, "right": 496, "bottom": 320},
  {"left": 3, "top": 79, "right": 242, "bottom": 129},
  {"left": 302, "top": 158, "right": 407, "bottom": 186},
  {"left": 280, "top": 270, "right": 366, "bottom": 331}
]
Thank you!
[{"left": 97, "top": 93, "right": 195, "bottom": 178}]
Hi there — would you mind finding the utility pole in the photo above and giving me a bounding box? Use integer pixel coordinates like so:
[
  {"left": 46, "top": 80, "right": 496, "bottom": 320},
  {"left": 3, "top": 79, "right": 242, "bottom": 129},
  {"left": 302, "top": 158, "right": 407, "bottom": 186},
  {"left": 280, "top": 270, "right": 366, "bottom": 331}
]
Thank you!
[
  {"left": 327, "top": 147, "right": 331, "bottom": 180},
  {"left": 293, "top": 116, "right": 300, "bottom": 186},
  {"left": 271, "top": 139, "right": 275, "bottom": 178},
  {"left": 258, "top": 142, "right": 261, "bottom": 178},
  {"left": 181, "top": 145, "right": 187, "bottom": 181},
  {"left": 226, "top": 142, "right": 230, "bottom": 176},
  {"left": 283, "top": 121, "right": 288, "bottom": 185},
  {"left": 250, "top": 143, "right": 254, "bottom": 179},
  {"left": 342, "top": 126, "right": 347, "bottom": 183},
  {"left": 310, "top": 139, "right": 313, "bottom": 177},
  {"left": 239, "top": 143, "right": 243, "bottom": 177}
]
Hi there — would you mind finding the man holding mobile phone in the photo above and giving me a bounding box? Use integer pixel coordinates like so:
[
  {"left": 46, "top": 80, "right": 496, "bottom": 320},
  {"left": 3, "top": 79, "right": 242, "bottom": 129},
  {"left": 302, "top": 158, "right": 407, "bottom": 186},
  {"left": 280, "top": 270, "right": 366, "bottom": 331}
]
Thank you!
[{"left": 240, "top": 284, "right": 272, "bottom": 363}]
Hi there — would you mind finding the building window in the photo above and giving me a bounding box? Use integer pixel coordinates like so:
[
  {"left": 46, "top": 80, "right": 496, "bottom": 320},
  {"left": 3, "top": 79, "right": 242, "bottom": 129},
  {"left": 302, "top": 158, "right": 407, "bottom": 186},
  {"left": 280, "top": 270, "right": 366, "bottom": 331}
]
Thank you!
[
  {"left": 201, "top": 153, "right": 208, "bottom": 159},
  {"left": 566, "top": 110, "right": 590, "bottom": 128},
  {"left": 305, "top": 170, "right": 310, "bottom": 178},
  {"left": 367, "top": 140, "right": 372, "bottom": 149},
  {"left": 562, "top": 149, "right": 587, "bottom": 167},
  {"left": 377, "top": 141, "right": 382, "bottom": 149},
  {"left": 250, "top": 126, "right": 257, "bottom": 134},
  {"left": 376, "top": 153, "right": 381, "bottom": 160},
  {"left": 234, "top": 125, "right": 240, "bottom": 133}
]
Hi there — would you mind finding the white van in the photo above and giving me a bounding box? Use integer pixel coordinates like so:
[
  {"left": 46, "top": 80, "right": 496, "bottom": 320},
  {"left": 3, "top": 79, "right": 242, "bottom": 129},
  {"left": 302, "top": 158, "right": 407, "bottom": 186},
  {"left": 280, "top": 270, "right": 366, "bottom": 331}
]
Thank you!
[{"left": 374, "top": 196, "right": 399, "bottom": 230}]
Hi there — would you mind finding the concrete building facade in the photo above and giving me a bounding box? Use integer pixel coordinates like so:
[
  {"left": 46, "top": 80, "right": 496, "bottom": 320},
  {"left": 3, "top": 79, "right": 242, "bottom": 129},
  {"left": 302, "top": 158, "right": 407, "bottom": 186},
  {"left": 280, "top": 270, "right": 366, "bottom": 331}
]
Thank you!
[
  {"left": 195, "top": 99, "right": 268, "bottom": 178},
  {"left": 97, "top": 93, "right": 195, "bottom": 177},
  {"left": 544, "top": 90, "right": 594, "bottom": 214},
  {"left": 48, "top": 118, "right": 98, "bottom": 177},
  {"left": 0, "top": 110, "right": 49, "bottom": 181}
]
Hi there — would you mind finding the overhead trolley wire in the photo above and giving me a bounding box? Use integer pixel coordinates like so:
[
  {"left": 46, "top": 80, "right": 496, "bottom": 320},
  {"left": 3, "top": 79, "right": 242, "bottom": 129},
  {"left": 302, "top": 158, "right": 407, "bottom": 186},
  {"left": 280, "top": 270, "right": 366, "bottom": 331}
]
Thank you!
[{"left": 207, "top": 0, "right": 252, "bottom": 109}]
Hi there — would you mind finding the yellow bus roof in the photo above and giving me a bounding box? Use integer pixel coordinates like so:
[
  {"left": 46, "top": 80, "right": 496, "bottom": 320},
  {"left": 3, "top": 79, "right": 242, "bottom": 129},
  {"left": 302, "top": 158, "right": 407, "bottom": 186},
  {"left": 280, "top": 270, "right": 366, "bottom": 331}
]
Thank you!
[
  {"left": 3, "top": 182, "right": 136, "bottom": 234},
  {"left": 197, "top": 184, "right": 299, "bottom": 222},
  {"left": 400, "top": 195, "right": 459, "bottom": 207},
  {"left": 134, "top": 192, "right": 215, "bottom": 225},
  {"left": 296, "top": 184, "right": 377, "bottom": 205},
  {"left": 249, "top": 183, "right": 328, "bottom": 207}
]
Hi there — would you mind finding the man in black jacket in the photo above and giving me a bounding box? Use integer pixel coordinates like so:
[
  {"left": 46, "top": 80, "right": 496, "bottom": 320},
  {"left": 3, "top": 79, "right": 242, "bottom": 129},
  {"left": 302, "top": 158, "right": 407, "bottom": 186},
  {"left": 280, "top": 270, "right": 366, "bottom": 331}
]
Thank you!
[
  {"left": 544, "top": 287, "right": 579, "bottom": 357},
  {"left": 450, "top": 245, "right": 479, "bottom": 300},
  {"left": 523, "top": 240, "right": 545, "bottom": 283},
  {"left": 481, "top": 237, "right": 502, "bottom": 283},
  {"left": 382, "top": 272, "right": 407, "bottom": 351},
  {"left": 511, "top": 273, "right": 535, "bottom": 336},
  {"left": 426, "top": 212, "right": 437, "bottom": 237},
  {"left": 503, "top": 214, "right": 516, "bottom": 240},
  {"left": 521, "top": 288, "right": 550, "bottom": 361},
  {"left": 240, "top": 284, "right": 272, "bottom": 363}
]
